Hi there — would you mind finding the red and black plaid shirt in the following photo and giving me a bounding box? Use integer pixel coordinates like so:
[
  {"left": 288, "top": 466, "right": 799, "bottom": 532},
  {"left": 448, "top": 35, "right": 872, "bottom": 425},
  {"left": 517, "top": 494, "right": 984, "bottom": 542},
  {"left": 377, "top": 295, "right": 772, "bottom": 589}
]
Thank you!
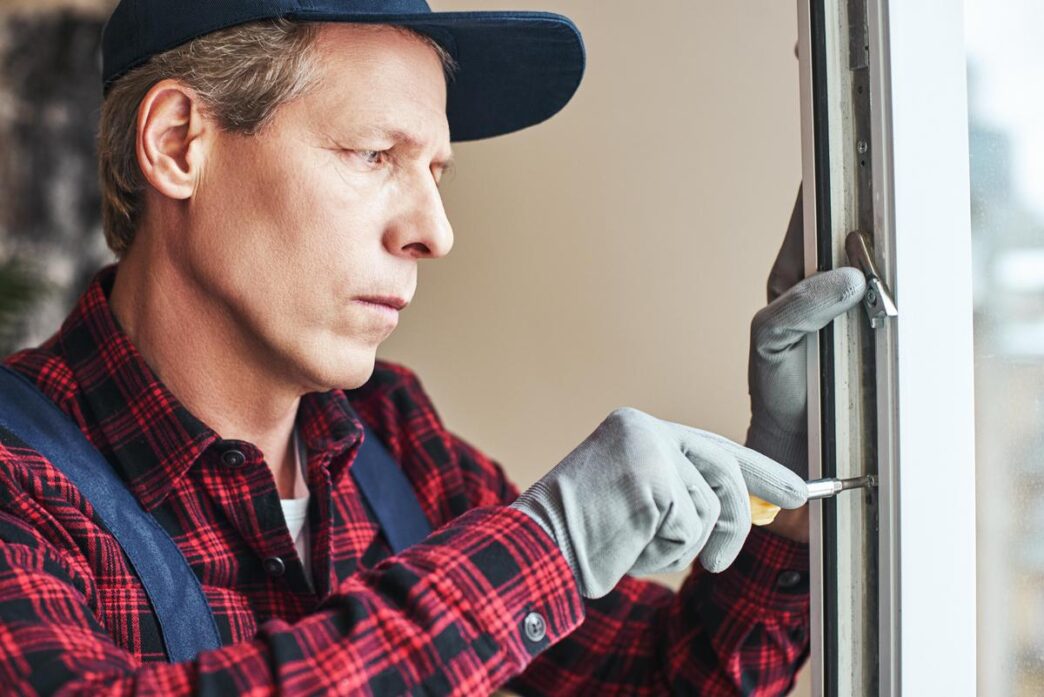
[{"left": 0, "top": 265, "right": 810, "bottom": 695}]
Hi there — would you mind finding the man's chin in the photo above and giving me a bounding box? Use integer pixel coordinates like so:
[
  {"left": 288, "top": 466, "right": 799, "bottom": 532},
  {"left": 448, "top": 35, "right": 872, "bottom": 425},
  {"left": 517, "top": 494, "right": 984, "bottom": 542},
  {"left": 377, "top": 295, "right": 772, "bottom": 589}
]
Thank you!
[
  {"left": 310, "top": 346, "right": 378, "bottom": 392},
  {"left": 285, "top": 336, "right": 382, "bottom": 393},
  {"left": 337, "top": 361, "right": 377, "bottom": 391}
]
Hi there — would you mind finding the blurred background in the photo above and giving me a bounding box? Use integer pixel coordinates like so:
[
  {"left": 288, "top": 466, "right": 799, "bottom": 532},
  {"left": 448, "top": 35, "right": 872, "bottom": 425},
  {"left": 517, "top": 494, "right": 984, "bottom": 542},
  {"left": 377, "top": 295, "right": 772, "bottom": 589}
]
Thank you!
[
  {"left": 966, "top": 2, "right": 1044, "bottom": 696},
  {"left": 0, "top": 0, "right": 807, "bottom": 692}
]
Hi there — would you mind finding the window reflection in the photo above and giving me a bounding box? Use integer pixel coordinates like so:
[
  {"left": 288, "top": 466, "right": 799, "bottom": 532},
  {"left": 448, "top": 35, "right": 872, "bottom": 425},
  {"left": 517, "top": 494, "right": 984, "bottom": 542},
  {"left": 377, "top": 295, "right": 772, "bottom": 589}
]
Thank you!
[{"left": 967, "top": 3, "right": 1044, "bottom": 695}]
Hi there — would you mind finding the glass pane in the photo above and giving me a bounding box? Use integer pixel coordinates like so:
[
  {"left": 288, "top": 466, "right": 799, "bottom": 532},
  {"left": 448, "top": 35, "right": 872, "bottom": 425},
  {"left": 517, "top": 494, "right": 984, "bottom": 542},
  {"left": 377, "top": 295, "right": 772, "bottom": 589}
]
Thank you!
[{"left": 967, "top": 4, "right": 1044, "bottom": 695}]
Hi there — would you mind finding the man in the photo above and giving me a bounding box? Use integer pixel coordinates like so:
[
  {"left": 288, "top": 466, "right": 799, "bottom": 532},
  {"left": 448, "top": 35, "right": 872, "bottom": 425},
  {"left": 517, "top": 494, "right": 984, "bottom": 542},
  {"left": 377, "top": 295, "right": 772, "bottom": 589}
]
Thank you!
[{"left": 0, "top": 1, "right": 865, "bottom": 694}]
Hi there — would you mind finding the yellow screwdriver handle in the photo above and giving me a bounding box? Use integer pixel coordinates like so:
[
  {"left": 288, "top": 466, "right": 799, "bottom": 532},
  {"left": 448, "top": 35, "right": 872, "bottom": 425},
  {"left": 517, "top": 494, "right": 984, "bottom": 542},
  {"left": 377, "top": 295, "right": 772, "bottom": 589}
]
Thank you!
[{"left": 749, "top": 495, "right": 782, "bottom": 526}]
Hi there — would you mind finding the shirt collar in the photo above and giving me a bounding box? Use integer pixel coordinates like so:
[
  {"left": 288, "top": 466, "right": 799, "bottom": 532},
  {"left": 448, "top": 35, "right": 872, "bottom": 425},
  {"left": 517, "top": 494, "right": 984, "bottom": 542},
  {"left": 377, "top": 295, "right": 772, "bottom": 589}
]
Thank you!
[{"left": 56, "top": 264, "right": 363, "bottom": 510}]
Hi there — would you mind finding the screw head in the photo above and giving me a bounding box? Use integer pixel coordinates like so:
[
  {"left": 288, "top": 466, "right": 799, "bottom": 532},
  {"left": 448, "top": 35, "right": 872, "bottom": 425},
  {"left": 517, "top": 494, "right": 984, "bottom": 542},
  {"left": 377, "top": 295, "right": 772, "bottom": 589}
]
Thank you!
[
  {"left": 867, "top": 287, "right": 878, "bottom": 305},
  {"left": 857, "top": 140, "right": 869, "bottom": 154}
]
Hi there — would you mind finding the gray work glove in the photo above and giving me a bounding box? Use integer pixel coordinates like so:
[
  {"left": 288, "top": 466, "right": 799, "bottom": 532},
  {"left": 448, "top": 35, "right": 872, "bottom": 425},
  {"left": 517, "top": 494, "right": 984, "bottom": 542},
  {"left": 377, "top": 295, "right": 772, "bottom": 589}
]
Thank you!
[
  {"left": 745, "top": 189, "right": 868, "bottom": 478},
  {"left": 511, "top": 407, "right": 807, "bottom": 598}
]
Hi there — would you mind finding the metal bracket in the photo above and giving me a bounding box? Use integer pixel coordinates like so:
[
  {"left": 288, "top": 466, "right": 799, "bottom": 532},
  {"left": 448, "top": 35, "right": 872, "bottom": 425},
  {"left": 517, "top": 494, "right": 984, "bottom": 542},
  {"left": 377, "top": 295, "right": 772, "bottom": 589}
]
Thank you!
[{"left": 846, "top": 230, "right": 898, "bottom": 328}]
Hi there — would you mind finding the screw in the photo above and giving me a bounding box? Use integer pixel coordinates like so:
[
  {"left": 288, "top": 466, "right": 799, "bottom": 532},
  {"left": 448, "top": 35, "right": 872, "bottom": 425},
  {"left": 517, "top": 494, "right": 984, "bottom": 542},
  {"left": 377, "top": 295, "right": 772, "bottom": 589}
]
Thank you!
[
  {"left": 857, "top": 140, "right": 869, "bottom": 154},
  {"left": 867, "top": 287, "right": 878, "bottom": 305}
]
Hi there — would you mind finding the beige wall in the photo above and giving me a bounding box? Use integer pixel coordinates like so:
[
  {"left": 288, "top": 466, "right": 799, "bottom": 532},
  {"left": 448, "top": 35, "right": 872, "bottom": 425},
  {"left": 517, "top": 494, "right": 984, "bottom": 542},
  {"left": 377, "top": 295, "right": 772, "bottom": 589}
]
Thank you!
[{"left": 382, "top": 0, "right": 801, "bottom": 489}]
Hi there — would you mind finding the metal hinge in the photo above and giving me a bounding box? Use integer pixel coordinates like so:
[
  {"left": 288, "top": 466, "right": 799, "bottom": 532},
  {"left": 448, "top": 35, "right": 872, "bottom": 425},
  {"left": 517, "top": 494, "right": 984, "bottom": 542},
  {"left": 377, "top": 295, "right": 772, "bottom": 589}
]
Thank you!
[{"left": 846, "top": 230, "right": 898, "bottom": 328}]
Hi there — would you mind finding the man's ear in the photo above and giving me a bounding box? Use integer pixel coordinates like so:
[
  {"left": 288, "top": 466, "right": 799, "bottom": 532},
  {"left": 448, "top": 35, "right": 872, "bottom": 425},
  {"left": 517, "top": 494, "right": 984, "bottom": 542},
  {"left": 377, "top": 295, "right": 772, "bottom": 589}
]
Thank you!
[{"left": 135, "top": 79, "right": 209, "bottom": 201}]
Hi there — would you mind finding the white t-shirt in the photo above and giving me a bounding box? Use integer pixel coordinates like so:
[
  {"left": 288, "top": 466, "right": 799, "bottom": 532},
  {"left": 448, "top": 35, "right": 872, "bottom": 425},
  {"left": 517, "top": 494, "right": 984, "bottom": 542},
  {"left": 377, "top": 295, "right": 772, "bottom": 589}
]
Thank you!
[{"left": 279, "top": 429, "right": 312, "bottom": 588}]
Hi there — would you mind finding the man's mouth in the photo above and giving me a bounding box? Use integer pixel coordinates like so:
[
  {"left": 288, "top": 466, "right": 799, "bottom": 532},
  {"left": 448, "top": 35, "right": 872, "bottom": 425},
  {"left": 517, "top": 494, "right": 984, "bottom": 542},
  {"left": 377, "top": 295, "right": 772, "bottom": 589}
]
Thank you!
[{"left": 355, "top": 295, "right": 409, "bottom": 311}]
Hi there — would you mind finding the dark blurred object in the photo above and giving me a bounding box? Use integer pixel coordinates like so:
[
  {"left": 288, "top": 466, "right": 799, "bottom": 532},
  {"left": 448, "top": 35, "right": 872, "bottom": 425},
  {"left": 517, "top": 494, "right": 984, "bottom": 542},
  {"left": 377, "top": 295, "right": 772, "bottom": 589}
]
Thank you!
[
  {"left": 0, "top": 4, "right": 116, "bottom": 354},
  {"left": 0, "top": 259, "right": 47, "bottom": 355}
]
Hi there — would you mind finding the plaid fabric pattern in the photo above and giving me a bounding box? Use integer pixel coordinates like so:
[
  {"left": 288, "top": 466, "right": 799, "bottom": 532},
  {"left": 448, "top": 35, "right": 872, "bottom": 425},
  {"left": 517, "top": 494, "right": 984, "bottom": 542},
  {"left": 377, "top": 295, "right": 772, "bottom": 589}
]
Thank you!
[{"left": 0, "top": 265, "right": 810, "bottom": 695}]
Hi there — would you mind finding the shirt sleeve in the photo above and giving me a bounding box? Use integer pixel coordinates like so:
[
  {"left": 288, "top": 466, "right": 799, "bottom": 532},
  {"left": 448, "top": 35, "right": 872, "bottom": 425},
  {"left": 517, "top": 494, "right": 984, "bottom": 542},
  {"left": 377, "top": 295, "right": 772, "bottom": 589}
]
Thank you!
[
  {"left": 386, "top": 362, "right": 811, "bottom": 695},
  {"left": 460, "top": 434, "right": 810, "bottom": 696},
  {"left": 0, "top": 461, "right": 585, "bottom": 696},
  {"left": 506, "top": 530, "right": 810, "bottom": 697}
]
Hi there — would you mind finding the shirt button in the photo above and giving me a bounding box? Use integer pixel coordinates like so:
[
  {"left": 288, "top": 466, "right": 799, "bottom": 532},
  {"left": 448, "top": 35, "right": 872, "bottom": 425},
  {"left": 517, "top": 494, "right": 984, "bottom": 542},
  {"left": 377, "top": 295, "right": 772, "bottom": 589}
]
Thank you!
[
  {"left": 221, "top": 449, "right": 245, "bottom": 467},
  {"left": 263, "top": 556, "right": 286, "bottom": 578},
  {"left": 523, "top": 611, "right": 547, "bottom": 643},
  {"left": 776, "top": 570, "right": 804, "bottom": 589}
]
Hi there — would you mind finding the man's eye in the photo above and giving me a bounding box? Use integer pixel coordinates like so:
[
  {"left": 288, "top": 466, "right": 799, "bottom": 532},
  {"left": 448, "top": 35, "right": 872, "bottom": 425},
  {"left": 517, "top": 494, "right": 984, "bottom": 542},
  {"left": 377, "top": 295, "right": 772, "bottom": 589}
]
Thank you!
[{"left": 353, "top": 150, "right": 386, "bottom": 166}]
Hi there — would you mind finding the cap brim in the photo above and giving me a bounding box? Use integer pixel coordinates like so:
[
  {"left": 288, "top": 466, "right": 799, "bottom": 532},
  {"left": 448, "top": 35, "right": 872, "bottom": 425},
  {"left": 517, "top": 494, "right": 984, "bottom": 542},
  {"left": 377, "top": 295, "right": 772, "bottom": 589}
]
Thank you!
[{"left": 289, "top": 11, "right": 586, "bottom": 142}]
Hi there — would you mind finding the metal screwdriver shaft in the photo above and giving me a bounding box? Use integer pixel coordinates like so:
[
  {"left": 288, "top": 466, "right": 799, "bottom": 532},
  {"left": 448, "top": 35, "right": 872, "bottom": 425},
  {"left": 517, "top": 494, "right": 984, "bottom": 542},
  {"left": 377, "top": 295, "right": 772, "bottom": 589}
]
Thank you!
[
  {"left": 749, "top": 475, "right": 878, "bottom": 525},
  {"left": 806, "top": 474, "right": 877, "bottom": 500}
]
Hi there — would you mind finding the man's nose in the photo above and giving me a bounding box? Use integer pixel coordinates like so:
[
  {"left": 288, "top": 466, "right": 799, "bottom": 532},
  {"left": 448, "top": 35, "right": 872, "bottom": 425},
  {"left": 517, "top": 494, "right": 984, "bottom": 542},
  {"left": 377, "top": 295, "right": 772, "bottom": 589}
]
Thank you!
[{"left": 386, "top": 172, "right": 454, "bottom": 260}]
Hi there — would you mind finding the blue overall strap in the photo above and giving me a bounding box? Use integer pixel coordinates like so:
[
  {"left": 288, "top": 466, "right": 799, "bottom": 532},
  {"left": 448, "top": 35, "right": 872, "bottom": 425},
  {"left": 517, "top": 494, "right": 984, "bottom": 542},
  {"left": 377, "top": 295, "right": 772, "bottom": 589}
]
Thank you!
[
  {"left": 0, "top": 365, "right": 221, "bottom": 663},
  {"left": 353, "top": 426, "right": 433, "bottom": 553}
]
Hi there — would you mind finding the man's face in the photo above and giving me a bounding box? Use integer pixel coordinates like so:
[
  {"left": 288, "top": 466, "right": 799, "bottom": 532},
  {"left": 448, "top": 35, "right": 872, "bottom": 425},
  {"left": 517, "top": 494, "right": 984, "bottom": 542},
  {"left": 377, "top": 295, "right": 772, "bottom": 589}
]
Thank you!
[{"left": 181, "top": 24, "right": 454, "bottom": 392}]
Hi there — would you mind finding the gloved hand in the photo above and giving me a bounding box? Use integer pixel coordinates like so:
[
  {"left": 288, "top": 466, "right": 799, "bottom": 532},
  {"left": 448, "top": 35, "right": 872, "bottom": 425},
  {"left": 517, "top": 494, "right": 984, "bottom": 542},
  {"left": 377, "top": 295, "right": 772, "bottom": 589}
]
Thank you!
[
  {"left": 745, "top": 189, "right": 867, "bottom": 478},
  {"left": 511, "top": 407, "right": 807, "bottom": 598}
]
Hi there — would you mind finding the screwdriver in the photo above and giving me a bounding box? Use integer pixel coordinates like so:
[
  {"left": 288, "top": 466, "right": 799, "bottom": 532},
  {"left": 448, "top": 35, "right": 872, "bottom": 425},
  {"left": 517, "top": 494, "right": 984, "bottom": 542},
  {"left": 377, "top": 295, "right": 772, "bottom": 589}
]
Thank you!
[{"left": 749, "top": 475, "right": 877, "bottom": 526}]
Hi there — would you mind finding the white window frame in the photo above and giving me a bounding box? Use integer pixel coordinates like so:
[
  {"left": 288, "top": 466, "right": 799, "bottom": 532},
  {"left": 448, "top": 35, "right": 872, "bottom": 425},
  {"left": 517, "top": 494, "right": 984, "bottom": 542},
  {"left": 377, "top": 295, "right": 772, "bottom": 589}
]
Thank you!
[{"left": 798, "top": 1, "right": 977, "bottom": 695}]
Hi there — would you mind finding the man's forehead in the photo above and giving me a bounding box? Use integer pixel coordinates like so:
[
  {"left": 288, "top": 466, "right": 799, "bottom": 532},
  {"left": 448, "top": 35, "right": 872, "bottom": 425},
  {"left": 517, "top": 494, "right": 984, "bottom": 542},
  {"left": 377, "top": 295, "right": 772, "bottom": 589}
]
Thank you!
[
  {"left": 311, "top": 24, "right": 451, "bottom": 152},
  {"left": 313, "top": 22, "right": 449, "bottom": 91}
]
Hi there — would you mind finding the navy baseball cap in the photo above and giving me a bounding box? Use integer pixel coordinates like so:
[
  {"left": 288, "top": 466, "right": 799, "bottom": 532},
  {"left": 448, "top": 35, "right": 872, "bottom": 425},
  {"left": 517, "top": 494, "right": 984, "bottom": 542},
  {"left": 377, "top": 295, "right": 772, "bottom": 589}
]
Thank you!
[{"left": 101, "top": 0, "right": 585, "bottom": 142}]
